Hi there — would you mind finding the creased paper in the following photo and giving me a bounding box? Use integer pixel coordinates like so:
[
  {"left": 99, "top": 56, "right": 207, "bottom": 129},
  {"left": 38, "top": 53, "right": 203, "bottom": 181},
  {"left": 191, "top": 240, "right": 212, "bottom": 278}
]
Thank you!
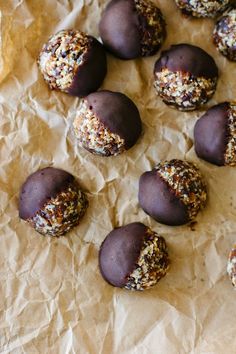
[{"left": 0, "top": 1, "right": 236, "bottom": 353}]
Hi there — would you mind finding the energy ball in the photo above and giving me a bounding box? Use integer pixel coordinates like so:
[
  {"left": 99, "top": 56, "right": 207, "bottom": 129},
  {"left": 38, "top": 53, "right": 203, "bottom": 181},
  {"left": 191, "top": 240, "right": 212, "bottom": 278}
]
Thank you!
[
  {"left": 73, "top": 90, "right": 142, "bottom": 156},
  {"left": 213, "top": 8, "right": 236, "bottom": 61},
  {"left": 99, "top": 0, "right": 166, "bottom": 59},
  {"left": 38, "top": 29, "right": 107, "bottom": 97},
  {"left": 227, "top": 245, "right": 236, "bottom": 288},
  {"left": 139, "top": 159, "right": 207, "bottom": 226},
  {"left": 99, "top": 222, "right": 169, "bottom": 290},
  {"left": 174, "top": 0, "right": 231, "bottom": 18},
  {"left": 154, "top": 44, "right": 219, "bottom": 111},
  {"left": 19, "top": 167, "right": 88, "bottom": 237},
  {"left": 194, "top": 102, "right": 236, "bottom": 166}
]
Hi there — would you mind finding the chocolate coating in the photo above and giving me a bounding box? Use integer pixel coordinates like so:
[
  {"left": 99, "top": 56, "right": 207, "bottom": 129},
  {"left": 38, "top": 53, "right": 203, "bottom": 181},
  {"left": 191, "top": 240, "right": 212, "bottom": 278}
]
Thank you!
[
  {"left": 19, "top": 167, "right": 74, "bottom": 220},
  {"left": 154, "top": 44, "right": 218, "bottom": 79},
  {"left": 68, "top": 38, "right": 107, "bottom": 97},
  {"left": 99, "top": 222, "right": 147, "bottom": 287},
  {"left": 139, "top": 170, "right": 189, "bottom": 226},
  {"left": 194, "top": 103, "right": 229, "bottom": 166},
  {"left": 86, "top": 91, "right": 142, "bottom": 149},
  {"left": 100, "top": 0, "right": 140, "bottom": 59},
  {"left": 99, "top": 0, "right": 166, "bottom": 59}
]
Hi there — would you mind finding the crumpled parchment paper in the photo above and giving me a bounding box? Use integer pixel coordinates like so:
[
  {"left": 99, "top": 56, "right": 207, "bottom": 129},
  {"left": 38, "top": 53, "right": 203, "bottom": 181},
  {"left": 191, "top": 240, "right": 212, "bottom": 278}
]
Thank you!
[{"left": 0, "top": 1, "right": 236, "bottom": 353}]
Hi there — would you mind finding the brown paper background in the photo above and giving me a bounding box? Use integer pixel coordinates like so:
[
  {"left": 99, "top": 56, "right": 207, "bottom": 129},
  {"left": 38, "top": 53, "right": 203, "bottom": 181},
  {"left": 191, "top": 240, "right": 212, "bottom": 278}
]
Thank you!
[{"left": 0, "top": 0, "right": 236, "bottom": 353}]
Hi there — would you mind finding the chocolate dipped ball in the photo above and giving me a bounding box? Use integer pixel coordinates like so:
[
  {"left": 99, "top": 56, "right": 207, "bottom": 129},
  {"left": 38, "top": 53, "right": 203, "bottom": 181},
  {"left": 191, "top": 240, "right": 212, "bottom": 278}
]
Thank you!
[
  {"left": 194, "top": 102, "right": 236, "bottom": 166},
  {"left": 73, "top": 90, "right": 142, "bottom": 156},
  {"left": 99, "top": 0, "right": 166, "bottom": 59},
  {"left": 19, "top": 167, "right": 88, "bottom": 237},
  {"left": 139, "top": 160, "right": 207, "bottom": 226},
  {"left": 174, "top": 0, "right": 231, "bottom": 18},
  {"left": 154, "top": 44, "right": 219, "bottom": 111},
  {"left": 213, "top": 8, "right": 236, "bottom": 61},
  {"left": 38, "top": 29, "right": 107, "bottom": 97},
  {"left": 99, "top": 222, "right": 169, "bottom": 290},
  {"left": 227, "top": 245, "right": 236, "bottom": 288}
]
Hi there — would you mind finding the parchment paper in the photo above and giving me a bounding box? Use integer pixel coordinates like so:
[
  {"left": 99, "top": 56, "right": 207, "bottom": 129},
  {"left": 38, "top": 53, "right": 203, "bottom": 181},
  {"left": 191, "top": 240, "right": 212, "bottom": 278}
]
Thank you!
[{"left": 0, "top": 1, "right": 236, "bottom": 353}]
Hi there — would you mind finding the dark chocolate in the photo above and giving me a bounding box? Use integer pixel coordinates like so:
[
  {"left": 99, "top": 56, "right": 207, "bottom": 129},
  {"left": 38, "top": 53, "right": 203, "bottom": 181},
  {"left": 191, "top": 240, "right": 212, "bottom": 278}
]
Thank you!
[
  {"left": 99, "top": 222, "right": 147, "bottom": 287},
  {"left": 68, "top": 37, "right": 107, "bottom": 97},
  {"left": 19, "top": 167, "right": 74, "bottom": 220},
  {"left": 99, "top": 0, "right": 141, "bottom": 59},
  {"left": 138, "top": 169, "right": 189, "bottom": 226},
  {"left": 154, "top": 44, "right": 218, "bottom": 79},
  {"left": 86, "top": 90, "right": 142, "bottom": 149},
  {"left": 194, "top": 103, "right": 229, "bottom": 166}
]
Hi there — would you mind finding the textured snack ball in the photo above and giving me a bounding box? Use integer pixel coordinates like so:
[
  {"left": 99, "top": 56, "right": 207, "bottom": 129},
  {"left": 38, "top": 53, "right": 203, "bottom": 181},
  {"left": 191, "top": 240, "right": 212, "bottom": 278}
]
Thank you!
[
  {"left": 99, "top": 222, "right": 169, "bottom": 290},
  {"left": 99, "top": 0, "right": 166, "bottom": 59},
  {"left": 19, "top": 167, "right": 88, "bottom": 237},
  {"left": 227, "top": 245, "right": 236, "bottom": 288},
  {"left": 175, "top": 0, "right": 231, "bottom": 18},
  {"left": 194, "top": 102, "right": 236, "bottom": 166},
  {"left": 38, "top": 29, "right": 107, "bottom": 97},
  {"left": 139, "top": 159, "right": 207, "bottom": 226},
  {"left": 73, "top": 90, "right": 142, "bottom": 156},
  {"left": 154, "top": 44, "right": 218, "bottom": 111},
  {"left": 213, "top": 8, "right": 236, "bottom": 61}
]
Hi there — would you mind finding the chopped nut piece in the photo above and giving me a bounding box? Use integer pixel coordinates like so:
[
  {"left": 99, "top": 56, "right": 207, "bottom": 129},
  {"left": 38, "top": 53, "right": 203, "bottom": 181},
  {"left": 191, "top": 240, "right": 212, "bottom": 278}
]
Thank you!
[
  {"left": 175, "top": 0, "right": 230, "bottom": 18},
  {"left": 156, "top": 160, "right": 207, "bottom": 221},
  {"left": 154, "top": 68, "right": 217, "bottom": 111},
  {"left": 125, "top": 228, "right": 169, "bottom": 290},
  {"left": 225, "top": 103, "right": 236, "bottom": 166},
  {"left": 73, "top": 101, "right": 125, "bottom": 156},
  {"left": 28, "top": 182, "right": 88, "bottom": 237},
  {"left": 213, "top": 9, "right": 236, "bottom": 61},
  {"left": 134, "top": 0, "right": 166, "bottom": 56},
  {"left": 38, "top": 30, "right": 90, "bottom": 92}
]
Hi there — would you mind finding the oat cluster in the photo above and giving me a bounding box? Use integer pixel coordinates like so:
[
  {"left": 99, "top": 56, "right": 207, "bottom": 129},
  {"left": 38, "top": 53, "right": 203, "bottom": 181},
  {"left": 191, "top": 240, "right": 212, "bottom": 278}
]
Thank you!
[
  {"left": 28, "top": 182, "right": 88, "bottom": 237},
  {"left": 154, "top": 68, "right": 217, "bottom": 111},
  {"left": 225, "top": 103, "right": 236, "bottom": 166},
  {"left": 134, "top": 0, "right": 165, "bottom": 56},
  {"left": 125, "top": 228, "right": 169, "bottom": 290},
  {"left": 156, "top": 160, "right": 207, "bottom": 221},
  {"left": 213, "top": 9, "right": 236, "bottom": 61},
  {"left": 227, "top": 245, "right": 236, "bottom": 288},
  {"left": 38, "top": 30, "right": 90, "bottom": 92},
  {"left": 73, "top": 100, "right": 125, "bottom": 156},
  {"left": 175, "top": 0, "right": 230, "bottom": 18}
]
